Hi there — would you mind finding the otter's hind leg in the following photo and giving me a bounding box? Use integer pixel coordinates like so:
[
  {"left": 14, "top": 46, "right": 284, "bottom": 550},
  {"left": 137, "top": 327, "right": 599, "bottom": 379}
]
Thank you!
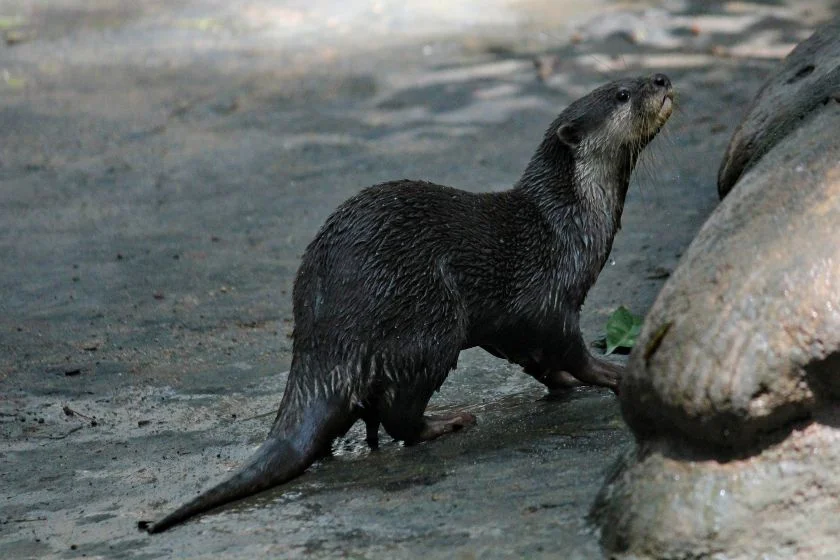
[
  {"left": 375, "top": 338, "right": 474, "bottom": 445},
  {"left": 379, "top": 386, "right": 476, "bottom": 446},
  {"left": 377, "top": 265, "right": 475, "bottom": 444},
  {"left": 419, "top": 411, "right": 476, "bottom": 441},
  {"left": 363, "top": 413, "right": 380, "bottom": 450}
]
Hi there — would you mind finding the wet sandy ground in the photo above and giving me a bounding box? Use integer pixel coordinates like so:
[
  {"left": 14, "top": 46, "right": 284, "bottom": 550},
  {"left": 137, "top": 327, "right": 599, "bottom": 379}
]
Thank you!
[{"left": 1, "top": 0, "right": 837, "bottom": 558}]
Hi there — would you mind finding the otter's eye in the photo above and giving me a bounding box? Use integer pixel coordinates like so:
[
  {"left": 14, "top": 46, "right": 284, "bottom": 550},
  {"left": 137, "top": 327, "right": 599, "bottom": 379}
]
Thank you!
[{"left": 616, "top": 89, "right": 630, "bottom": 103}]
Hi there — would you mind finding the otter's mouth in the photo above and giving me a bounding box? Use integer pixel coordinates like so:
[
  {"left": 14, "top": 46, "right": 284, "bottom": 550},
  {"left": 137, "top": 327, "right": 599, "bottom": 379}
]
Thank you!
[{"left": 658, "top": 92, "right": 674, "bottom": 120}]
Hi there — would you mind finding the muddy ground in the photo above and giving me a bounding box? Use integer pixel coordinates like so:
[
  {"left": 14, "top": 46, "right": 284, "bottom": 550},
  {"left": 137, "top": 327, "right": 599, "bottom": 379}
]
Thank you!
[{"left": 1, "top": 1, "right": 837, "bottom": 558}]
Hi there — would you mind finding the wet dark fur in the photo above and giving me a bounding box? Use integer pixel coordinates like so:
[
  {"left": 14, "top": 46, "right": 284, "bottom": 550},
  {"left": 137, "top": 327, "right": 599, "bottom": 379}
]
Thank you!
[{"left": 143, "top": 74, "right": 673, "bottom": 533}]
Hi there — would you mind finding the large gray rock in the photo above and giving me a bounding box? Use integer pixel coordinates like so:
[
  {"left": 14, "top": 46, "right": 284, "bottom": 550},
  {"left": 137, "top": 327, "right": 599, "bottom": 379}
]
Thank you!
[
  {"left": 717, "top": 17, "right": 840, "bottom": 199},
  {"left": 593, "top": 34, "right": 840, "bottom": 559},
  {"left": 621, "top": 99, "right": 840, "bottom": 451},
  {"left": 593, "top": 410, "right": 840, "bottom": 559}
]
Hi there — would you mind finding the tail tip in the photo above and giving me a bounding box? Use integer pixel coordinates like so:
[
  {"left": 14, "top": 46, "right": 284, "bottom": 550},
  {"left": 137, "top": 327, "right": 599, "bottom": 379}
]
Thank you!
[{"left": 138, "top": 519, "right": 165, "bottom": 534}]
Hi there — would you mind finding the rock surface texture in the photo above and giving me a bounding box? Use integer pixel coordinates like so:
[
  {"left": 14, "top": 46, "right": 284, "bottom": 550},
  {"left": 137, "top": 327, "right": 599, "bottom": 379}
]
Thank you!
[
  {"left": 594, "top": 18, "right": 840, "bottom": 560},
  {"left": 717, "top": 17, "right": 840, "bottom": 198}
]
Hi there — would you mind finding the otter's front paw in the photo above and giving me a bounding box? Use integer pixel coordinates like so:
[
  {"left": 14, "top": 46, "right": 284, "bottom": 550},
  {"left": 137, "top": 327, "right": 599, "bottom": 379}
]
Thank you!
[{"left": 571, "top": 356, "right": 625, "bottom": 394}]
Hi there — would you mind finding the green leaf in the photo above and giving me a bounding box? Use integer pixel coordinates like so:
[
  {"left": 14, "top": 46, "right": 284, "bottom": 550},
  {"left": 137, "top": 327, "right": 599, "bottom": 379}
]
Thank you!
[
  {"left": 4, "top": 75, "right": 26, "bottom": 89},
  {"left": 605, "top": 306, "right": 643, "bottom": 355},
  {"left": 0, "top": 16, "right": 26, "bottom": 30}
]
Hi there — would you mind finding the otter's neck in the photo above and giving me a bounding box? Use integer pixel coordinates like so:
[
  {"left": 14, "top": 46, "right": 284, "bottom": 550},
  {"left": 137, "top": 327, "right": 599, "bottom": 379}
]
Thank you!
[
  {"left": 516, "top": 132, "right": 635, "bottom": 223},
  {"left": 514, "top": 132, "right": 636, "bottom": 297}
]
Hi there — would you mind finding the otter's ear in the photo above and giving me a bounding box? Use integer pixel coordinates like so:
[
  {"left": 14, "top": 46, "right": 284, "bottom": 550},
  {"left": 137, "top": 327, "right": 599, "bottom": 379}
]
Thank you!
[{"left": 557, "top": 123, "right": 581, "bottom": 148}]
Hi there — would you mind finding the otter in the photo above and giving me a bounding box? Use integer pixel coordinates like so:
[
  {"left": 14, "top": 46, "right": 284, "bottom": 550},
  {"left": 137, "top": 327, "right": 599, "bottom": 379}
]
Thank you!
[{"left": 142, "top": 73, "right": 674, "bottom": 533}]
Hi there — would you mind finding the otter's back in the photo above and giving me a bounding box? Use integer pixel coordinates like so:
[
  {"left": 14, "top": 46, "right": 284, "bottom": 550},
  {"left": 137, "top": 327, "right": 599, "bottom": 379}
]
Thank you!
[{"left": 291, "top": 180, "right": 528, "bottom": 344}]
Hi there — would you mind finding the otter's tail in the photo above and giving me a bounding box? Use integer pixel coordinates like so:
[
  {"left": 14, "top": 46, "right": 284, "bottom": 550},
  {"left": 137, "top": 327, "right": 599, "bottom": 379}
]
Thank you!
[{"left": 143, "top": 396, "right": 349, "bottom": 534}]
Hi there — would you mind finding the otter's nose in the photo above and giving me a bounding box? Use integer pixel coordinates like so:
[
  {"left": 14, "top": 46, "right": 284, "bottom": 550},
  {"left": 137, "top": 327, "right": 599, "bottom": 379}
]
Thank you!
[{"left": 651, "top": 73, "right": 671, "bottom": 89}]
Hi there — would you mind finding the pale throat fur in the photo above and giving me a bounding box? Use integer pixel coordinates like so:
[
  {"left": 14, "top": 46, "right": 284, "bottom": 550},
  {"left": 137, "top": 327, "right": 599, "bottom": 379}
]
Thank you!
[{"left": 513, "top": 118, "right": 640, "bottom": 317}]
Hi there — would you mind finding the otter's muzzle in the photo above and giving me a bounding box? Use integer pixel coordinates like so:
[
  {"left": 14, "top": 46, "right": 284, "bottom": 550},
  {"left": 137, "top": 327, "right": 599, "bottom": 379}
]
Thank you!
[{"left": 649, "top": 73, "right": 674, "bottom": 123}]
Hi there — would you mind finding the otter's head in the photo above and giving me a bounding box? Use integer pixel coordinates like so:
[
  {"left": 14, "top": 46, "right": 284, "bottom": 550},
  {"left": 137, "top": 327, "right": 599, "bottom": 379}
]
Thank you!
[{"left": 557, "top": 73, "right": 673, "bottom": 160}]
